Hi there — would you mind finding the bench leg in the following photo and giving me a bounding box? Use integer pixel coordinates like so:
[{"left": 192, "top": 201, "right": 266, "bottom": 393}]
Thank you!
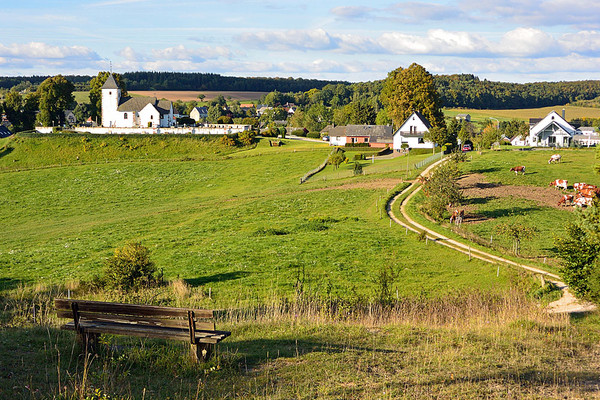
[
  {"left": 190, "top": 342, "right": 212, "bottom": 363},
  {"left": 77, "top": 332, "right": 100, "bottom": 354}
]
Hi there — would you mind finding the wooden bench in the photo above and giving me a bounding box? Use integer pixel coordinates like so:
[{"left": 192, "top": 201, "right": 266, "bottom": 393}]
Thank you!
[{"left": 55, "top": 298, "right": 230, "bottom": 362}]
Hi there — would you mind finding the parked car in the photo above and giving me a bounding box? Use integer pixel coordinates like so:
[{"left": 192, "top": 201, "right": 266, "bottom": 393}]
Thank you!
[
  {"left": 322, "top": 136, "right": 329, "bottom": 141},
  {"left": 462, "top": 144, "right": 472, "bottom": 152}
]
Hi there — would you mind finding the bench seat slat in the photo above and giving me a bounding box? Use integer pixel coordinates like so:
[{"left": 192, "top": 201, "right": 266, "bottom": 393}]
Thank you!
[
  {"left": 61, "top": 321, "right": 230, "bottom": 344},
  {"left": 55, "top": 299, "right": 214, "bottom": 319},
  {"left": 56, "top": 310, "right": 216, "bottom": 331}
]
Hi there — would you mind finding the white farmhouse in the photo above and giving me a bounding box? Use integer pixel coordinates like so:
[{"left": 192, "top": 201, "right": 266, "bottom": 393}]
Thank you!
[
  {"left": 101, "top": 74, "right": 174, "bottom": 128},
  {"left": 528, "top": 111, "right": 578, "bottom": 147},
  {"left": 393, "top": 111, "right": 435, "bottom": 150}
]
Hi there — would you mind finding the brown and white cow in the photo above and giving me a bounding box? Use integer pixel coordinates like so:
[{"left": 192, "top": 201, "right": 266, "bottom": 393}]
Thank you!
[
  {"left": 557, "top": 194, "right": 574, "bottom": 206},
  {"left": 574, "top": 196, "right": 594, "bottom": 208},
  {"left": 579, "top": 187, "right": 600, "bottom": 198},
  {"left": 510, "top": 166, "right": 526, "bottom": 175},
  {"left": 548, "top": 154, "right": 562, "bottom": 164},
  {"left": 549, "top": 179, "right": 568, "bottom": 190},
  {"left": 574, "top": 183, "right": 597, "bottom": 193},
  {"left": 449, "top": 209, "right": 464, "bottom": 225}
]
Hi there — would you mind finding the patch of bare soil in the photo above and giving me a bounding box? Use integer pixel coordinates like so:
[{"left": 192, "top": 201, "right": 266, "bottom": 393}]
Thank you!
[
  {"left": 307, "top": 178, "right": 401, "bottom": 192},
  {"left": 457, "top": 173, "right": 567, "bottom": 223}
]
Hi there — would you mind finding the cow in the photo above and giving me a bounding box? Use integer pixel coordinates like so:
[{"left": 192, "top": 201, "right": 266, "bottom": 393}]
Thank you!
[
  {"left": 574, "top": 196, "right": 594, "bottom": 208},
  {"left": 548, "top": 154, "right": 562, "bottom": 164},
  {"left": 574, "top": 183, "right": 597, "bottom": 193},
  {"left": 449, "top": 209, "right": 464, "bottom": 226},
  {"left": 549, "top": 179, "right": 568, "bottom": 190},
  {"left": 557, "top": 194, "right": 574, "bottom": 206},
  {"left": 579, "top": 187, "right": 600, "bottom": 198},
  {"left": 510, "top": 166, "right": 526, "bottom": 175}
]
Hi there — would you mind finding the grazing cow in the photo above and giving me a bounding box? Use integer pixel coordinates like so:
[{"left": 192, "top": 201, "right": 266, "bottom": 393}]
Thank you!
[
  {"left": 510, "top": 166, "right": 526, "bottom": 175},
  {"left": 579, "top": 187, "right": 600, "bottom": 198},
  {"left": 574, "top": 196, "right": 594, "bottom": 208},
  {"left": 449, "top": 209, "right": 464, "bottom": 226},
  {"left": 557, "top": 194, "right": 574, "bottom": 206},
  {"left": 574, "top": 183, "right": 597, "bottom": 193},
  {"left": 548, "top": 154, "right": 562, "bottom": 164},
  {"left": 549, "top": 179, "right": 568, "bottom": 190}
]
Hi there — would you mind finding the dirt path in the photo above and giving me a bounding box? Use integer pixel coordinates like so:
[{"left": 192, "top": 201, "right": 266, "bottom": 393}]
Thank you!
[{"left": 387, "top": 159, "right": 596, "bottom": 314}]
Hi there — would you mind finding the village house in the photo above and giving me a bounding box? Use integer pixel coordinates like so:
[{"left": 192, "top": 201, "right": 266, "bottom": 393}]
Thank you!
[
  {"left": 528, "top": 110, "right": 578, "bottom": 147},
  {"left": 101, "top": 74, "right": 174, "bottom": 128},
  {"left": 455, "top": 113, "right": 471, "bottom": 122},
  {"left": 64, "top": 110, "right": 76, "bottom": 125},
  {"left": 392, "top": 111, "right": 435, "bottom": 150},
  {"left": 573, "top": 127, "right": 600, "bottom": 147},
  {"left": 190, "top": 106, "right": 208, "bottom": 122},
  {"left": 325, "top": 125, "right": 394, "bottom": 147}
]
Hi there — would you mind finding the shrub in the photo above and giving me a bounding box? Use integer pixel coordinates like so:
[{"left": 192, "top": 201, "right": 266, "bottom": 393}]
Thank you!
[
  {"left": 353, "top": 153, "right": 366, "bottom": 161},
  {"left": 103, "top": 242, "right": 160, "bottom": 291},
  {"left": 307, "top": 131, "right": 320, "bottom": 139},
  {"left": 292, "top": 128, "right": 307, "bottom": 137},
  {"left": 353, "top": 161, "right": 363, "bottom": 175},
  {"left": 344, "top": 142, "right": 370, "bottom": 148}
]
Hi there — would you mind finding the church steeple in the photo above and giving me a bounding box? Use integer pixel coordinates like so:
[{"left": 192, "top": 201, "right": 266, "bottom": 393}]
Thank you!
[
  {"left": 101, "top": 74, "right": 121, "bottom": 127},
  {"left": 101, "top": 74, "right": 119, "bottom": 90}
]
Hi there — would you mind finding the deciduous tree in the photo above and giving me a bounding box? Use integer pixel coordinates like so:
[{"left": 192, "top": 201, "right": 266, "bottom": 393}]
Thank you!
[
  {"left": 381, "top": 63, "right": 445, "bottom": 129},
  {"left": 36, "top": 75, "right": 75, "bottom": 127},
  {"left": 89, "top": 72, "right": 127, "bottom": 121}
]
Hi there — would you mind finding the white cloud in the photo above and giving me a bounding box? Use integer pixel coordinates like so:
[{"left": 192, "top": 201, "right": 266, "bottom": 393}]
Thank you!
[
  {"left": 498, "top": 28, "right": 558, "bottom": 57},
  {"left": 330, "top": 6, "right": 374, "bottom": 19},
  {"left": 118, "top": 46, "right": 143, "bottom": 61},
  {"left": 150, "top": 45, "right": 231, "bottom": 61},
  {"left": 238, "top": 29, "right": 336, "bottom": 51},
  {"left": 0, "top": 42, "right": 99, "bottom": 60},
  {"left": 379, "top": 30, "right": 488, "bottom": 55}
]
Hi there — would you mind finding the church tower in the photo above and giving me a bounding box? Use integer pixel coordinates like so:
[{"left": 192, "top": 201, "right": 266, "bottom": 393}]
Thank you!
[{"left": 101, "top": 74, "right": 121, "bottom": 127}]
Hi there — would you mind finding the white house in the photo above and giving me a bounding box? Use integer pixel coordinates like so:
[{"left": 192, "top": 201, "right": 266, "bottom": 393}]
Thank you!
[
  {"left": 393, "top": 111, "right": 435, "bottom": 150},
  {"left": 325, "top": 125, "right": 393, "bottom": 147},
  {"left": 510, "top": 135, "right": 529, "bottom": 146},
  {"left": 574, "top": 127, "right": 600, "bottom": 147},
  {"left": 190, "top": 106, "right": 208, "bottom": 122},
  {"left": 101, "top": 74, "right": 174, "bottom": 128},
  {"left": 528, "top": 111, "right": 578, "bottom": 147}
]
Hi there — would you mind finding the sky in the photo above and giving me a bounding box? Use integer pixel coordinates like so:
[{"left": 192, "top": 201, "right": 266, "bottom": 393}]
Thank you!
[{"left": 2, "top": 0, "right": 600, "bottom": 83}]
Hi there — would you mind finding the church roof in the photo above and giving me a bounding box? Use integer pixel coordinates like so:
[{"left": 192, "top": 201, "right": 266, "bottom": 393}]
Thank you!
[
  {"left": 101, "top": 74, "right": 119, "bottom": 90},
  {"left": 117, "top": 96, "right": 172, "bottom": 115}
]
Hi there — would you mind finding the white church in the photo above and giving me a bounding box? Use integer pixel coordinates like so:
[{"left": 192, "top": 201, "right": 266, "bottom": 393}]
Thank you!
[{"left": 101, "top": 74, "right": 174, "bottom": 128}]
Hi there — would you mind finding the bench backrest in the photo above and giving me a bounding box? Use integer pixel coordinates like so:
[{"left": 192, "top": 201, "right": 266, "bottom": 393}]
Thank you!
[{"left": 55, "top": 299, "right": 216, "bottom": 331}]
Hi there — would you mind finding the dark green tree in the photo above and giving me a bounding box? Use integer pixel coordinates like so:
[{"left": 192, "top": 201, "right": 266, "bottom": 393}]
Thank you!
[
  {"left": 207, "top": 104, "right": 223, "bottom": 123},
  {"left": 88, "top": 72, "right": 128, "bottom": 122},
  {"left": 421, "top": 159, "right": 463, "bottom": 221},
  {"left": 555, "top": 203, "right": 600, "bottom": 301},
  {"left": 36, "top": 75, "right": 75, "bottom": 127},
  {"left": 381, "top": 63, "right": 445, "bottom": 129},
  {"left": 73, "top": 103, "right": 91, "bottom": 123}
]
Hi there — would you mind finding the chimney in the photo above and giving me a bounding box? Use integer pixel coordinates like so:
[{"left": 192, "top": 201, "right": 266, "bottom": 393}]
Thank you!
[{"left": 562, "top": 108, "right": 565, "bottom": 119}]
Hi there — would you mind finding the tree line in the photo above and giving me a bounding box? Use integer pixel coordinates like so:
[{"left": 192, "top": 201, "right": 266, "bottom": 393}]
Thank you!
[{"left": 4, "top": 72, "right": 600, "bottom": 110}]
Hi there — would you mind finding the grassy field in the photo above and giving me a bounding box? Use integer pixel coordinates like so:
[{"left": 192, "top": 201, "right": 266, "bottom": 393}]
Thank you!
[
  {"left": 399, "top": 148, "right": 599, "bottom": 270},
  {"left": 0, "top": 135, "right": 508, "bottom": 305},
  {"left": 3, "top": 135, "right": 600, "bottom": 399},
  {"left": 444, "top": 105, "right": 600, "bottom": 124}
]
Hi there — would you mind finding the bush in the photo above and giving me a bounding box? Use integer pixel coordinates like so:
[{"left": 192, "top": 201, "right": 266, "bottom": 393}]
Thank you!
[
  {"left": 353, "top": 162, "right": 363, "bottom": 176},
  {"left": 307, "top": 131, "right": 320, "bottom": 139},
  {"left": 409, "top": 148, "right": 435, "bottom": 155},
  {"left": 292, "top": 129, "right": 307, "bottom": 137},
  {"left": 103, "top": 243, "right": 160, "bottom": 291},
  {"left": 344, "top": 142, "right": 370, "bottom": 148},
  {"left": 353, "top": 153, "right": 366, "bottom": 161}
]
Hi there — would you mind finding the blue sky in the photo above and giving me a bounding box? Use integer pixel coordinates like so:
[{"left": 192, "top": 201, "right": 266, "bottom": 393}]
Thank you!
[{"left": 3, "top": 0, "right": 600, "bottom": 83}]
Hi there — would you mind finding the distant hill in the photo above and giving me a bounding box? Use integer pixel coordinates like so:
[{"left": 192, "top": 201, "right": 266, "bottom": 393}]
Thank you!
[{"left": 2, "top": 71, "right": 600, "bottom": 110}]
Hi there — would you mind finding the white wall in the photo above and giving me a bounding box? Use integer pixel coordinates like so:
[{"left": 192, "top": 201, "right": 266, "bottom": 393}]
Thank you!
[
  {"left": 37, "top": 125, "right": 251, "bottom": 135},
  {"left": 329, "top": 136, "right": 346, "bottom": 146}
]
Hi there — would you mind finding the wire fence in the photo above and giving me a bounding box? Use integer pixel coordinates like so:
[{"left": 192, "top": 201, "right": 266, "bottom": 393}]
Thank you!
[{"left": 413, "top": 151, "right": 443, "bottom": 170}]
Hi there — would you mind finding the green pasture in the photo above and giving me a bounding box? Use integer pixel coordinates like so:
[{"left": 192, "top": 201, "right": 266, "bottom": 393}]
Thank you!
[
  {"left": 73, "top": 90, "right": 90, "bottom": 104},
  {"left": 401, "top": 148, "right": 599, "bottom": 269},
  {"left": 444, "top": 105, "right": 600, "bottom": 124},
  {"left": 0, "top": 134, "right": 511, "bottom": 305}
]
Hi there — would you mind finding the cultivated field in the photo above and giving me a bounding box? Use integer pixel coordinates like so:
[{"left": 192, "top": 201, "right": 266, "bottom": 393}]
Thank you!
[
  {"left": 444, "top": 105, "right": 600, "bottom": 123},
  {"left": 129, "top": 90, "right": 268, "bottom": 102}
]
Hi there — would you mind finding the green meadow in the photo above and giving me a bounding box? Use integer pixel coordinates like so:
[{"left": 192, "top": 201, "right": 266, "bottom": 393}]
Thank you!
[
  {"left": 0, "top": 134, "right": 510, "bottom": 307},
  {"left": 4, "top": 134, "right": 600, "bottom": 399}
]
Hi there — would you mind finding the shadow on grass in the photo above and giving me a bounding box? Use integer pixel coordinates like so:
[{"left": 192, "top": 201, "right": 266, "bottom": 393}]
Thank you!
[
  {"left": 479, "top": 206, "right": 539, "bottom": 219},
  {"left": 0, "top": 146, "right": 13, "bottom": 159},
  {"left": 185, "top": 271, "right": 250, "bottom": 287},
  {"left": 473, "top": 167, "right": 502, "bottom": 173},
  {"left": 224, "top": 337, "right": 403, "bottom": 366},
  {"left": 0, "top": 277, "right": 22, "bottom": 291},
  {"left": 465, "top": 196, "right": 497, "bottom": 206}
]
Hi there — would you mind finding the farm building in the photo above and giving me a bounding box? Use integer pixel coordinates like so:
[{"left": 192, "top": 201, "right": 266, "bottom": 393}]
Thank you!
[
  {"left": 325, "top": 125, "right": 393, "bottom": 147},
  {"left": 393, "top": 111, "right": 435, "bottom": 150},
  {"left": 190, "top": 106, "right": 208, "bottom": 122},
  {"left": 102, "top": 74, "right": 174, "bottom": 128},
  {"left": 456, "top": 113, "right": 471, "bottom": 122},
  {"left": 573, "top": 127, "right": 600, "bottom": 147},
  {"left": 528, "top": 111, "right": 578, "bottom": 147}
]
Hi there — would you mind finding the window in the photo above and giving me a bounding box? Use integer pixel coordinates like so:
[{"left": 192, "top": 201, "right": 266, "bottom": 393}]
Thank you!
[
  {"left": 150, "top": 115, "right": 154, "bottom": 120},
  {"left": 109, "top": 91, "right": 112, "bottom": 95},
  {"left": 124, "top": 113, "right": 128, "bottom": 119},
  {"left": 418, "top": 138, "right": 424, "bottom": 144},
  {"left": 365, "top": 138, "right": 369, "bottom": 143}
]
